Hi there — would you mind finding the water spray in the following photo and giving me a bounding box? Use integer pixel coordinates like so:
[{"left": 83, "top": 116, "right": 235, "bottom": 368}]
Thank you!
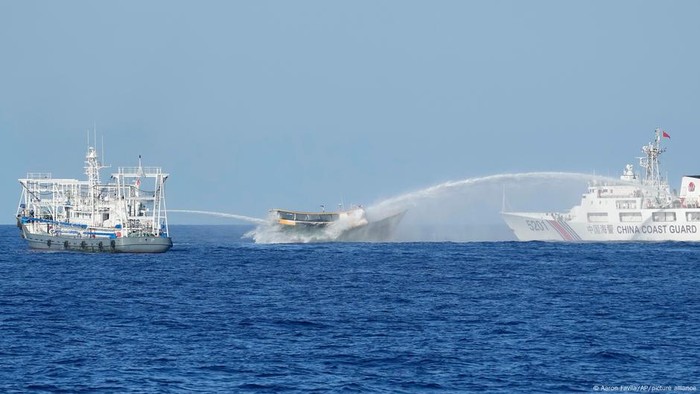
[
  {"left": 172, "top": 172, "right": 627, "bottom": 243},
  {"left": 367, "top": 171, "right": 617, "bottom": 214},
  {"left": 169, "top": 209, "right": 267, "bottom": 224}
]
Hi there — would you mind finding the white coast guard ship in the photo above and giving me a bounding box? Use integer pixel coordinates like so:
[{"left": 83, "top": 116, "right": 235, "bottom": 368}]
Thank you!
[
  {"left": 16, "top": 140, "right": 172, "bottom": 252},
  {"left": 502, "top": 128, "right": 700, "bottom": 241}
]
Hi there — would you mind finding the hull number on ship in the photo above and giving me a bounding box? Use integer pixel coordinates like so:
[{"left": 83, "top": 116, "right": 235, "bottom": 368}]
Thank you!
[{"left": 526, "top": 220, "right": 549, "bottom": 232}]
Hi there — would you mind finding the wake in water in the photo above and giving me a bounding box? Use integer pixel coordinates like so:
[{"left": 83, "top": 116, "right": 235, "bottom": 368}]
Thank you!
[{"left": 173, "top": 172, "right": 621, "bottom": 243}]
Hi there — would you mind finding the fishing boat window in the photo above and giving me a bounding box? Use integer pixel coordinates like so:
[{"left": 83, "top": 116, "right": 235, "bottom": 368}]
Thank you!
[
  {"left": 652, "top": 212, "right": 676, "bottom": 222},
  {"left": 686, "top": 212, "right": 700, "bottom": 222},
  {"left": 616, "top": 200, "right": 637, "bottom": 210},
  {"left": 304, "top": 214, "right": 326, "bottom": 222},
  {"left": 317, "top": 214, "right": 338, "bottom": 222},
  {"left": 278, "top": 212, "right": 295, "bottom": 220},
  {"left": 294, "top": 213, "right": 339, "bottom": 222},
  {"left": 587, "top": 213, "right": 608, "bottom": 223},
  {"left": 619, "top": 212, "right": 642, "bottom": 222}
]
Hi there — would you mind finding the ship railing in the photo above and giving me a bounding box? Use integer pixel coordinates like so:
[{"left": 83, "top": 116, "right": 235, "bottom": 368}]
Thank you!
[
  {"left": 113, "top": 167, "right": 168, "bottom": 177},
  {"left": 19, "top": 182, "right": 82, "bottom": 205},
  {"left": 20, "top": 217, "right": 89, "bottom": 229},
  {"left": 124, "top": 195, "right": 158, "bottom": 201},
  {"left": 20, "top": 178, "right": 81, "bottom": 184},
  {"left": 546, "top": 212, "right": 572, "bottom": 221},
  {"left": 597, "top": 193, "right": 640, "bottom": 199},
  {"left": 25, "top": 172, "right": 52, "bottom": 179},
  {"left": 125, "top": 219, "right": 158, "bottom": 235}
]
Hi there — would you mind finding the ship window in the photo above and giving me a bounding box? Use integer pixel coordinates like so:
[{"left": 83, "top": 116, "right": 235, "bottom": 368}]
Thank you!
[
  {"left": 587, "top": 213, "right": 608, "bottom": 222},
  {"left": 686, "top": 212, "right": 700, "bottom": 222},
  {"left": 652, "top": 212, "right": 676, "bottom": 222},
  {"left": 619, "top": 212, "right": 642, "bottom": 222},
  {"left": 616, "top": 200, "right": 637, "bottom": 210},
  {"left": 278, "top": 212, "right": 295, "bottom": 220},
  {"left": 317, "top": 214, "right": 338, "bottom": 222}
]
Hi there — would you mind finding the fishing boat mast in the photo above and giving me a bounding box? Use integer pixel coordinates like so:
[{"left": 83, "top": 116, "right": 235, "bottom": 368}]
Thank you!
[
  {"left": 112, "top": 156, "right": 170, "bottom": 237},
  {"left": 84, "top": 145, "right": 105, "bottom": 227}
]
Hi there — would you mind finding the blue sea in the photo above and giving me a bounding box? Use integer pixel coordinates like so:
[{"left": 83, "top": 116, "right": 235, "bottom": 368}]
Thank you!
[{"left": 1, "top": 224, "right": 698, "bottom": 393}]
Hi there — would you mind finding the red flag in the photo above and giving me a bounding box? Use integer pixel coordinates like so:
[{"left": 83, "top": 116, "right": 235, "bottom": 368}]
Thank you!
[{"left": 662, "top": 130, "right": 671, "bottom": 139}]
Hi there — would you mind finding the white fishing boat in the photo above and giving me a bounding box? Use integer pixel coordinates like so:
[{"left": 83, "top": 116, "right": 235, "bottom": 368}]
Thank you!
[
  {"left": 16, "top": 139, "right": 172, "bottom": 252},
  {"left": 502, "top": 128, "right": 700, "bottom": 241}
]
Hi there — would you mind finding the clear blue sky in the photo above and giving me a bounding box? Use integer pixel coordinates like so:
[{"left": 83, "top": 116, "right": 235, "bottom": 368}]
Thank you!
[{"left": 2, "top": 1, "right": 699, "bottom": 225}]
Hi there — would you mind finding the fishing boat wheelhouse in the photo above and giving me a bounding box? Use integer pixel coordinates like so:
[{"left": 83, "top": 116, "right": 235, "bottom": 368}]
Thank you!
[{"left": 272, "top": 207, "right": 366, "bottom": 228}]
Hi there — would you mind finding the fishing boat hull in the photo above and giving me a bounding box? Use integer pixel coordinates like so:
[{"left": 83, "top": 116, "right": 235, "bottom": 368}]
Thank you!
[{"left": 20, "top": 226, "right": 173, "bottom": 253}]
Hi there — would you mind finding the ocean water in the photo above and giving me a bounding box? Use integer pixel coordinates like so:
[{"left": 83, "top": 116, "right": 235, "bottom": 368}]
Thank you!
[{"left": 1, "top": 225, "right": 698, "bottom": 393}]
